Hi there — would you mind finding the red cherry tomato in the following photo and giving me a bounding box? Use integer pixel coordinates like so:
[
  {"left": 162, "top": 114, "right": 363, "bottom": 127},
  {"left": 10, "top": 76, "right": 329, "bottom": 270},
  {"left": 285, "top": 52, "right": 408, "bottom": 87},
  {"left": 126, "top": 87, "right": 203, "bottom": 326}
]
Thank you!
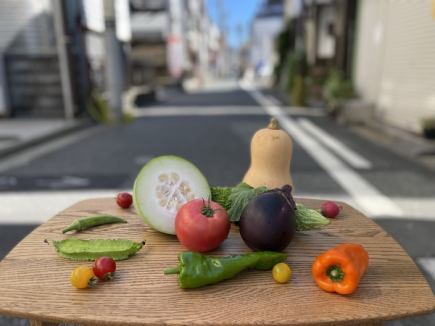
[
  {"left": 116, "top": 192, "right": 132, "bottom": 208},
  {"left": 175, "top": 199, "right": 230, "bottom": 252},
  {"left": 93, "top": 256, "right": 116, "bottom": 281}
]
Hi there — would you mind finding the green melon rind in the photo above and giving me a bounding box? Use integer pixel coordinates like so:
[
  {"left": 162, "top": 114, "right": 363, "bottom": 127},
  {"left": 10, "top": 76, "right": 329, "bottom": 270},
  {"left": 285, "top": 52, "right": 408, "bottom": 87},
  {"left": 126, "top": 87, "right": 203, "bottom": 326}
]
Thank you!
[{"left": 133, "top": 155, "right": 211, "bottom": 235}]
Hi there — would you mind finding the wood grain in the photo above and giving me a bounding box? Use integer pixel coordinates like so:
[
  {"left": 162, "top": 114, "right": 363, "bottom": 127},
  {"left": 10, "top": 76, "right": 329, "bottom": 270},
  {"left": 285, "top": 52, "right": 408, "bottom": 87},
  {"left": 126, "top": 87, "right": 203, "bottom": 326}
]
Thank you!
[{"left": 0, "top": 198, "right": 433, "bottom": 326}]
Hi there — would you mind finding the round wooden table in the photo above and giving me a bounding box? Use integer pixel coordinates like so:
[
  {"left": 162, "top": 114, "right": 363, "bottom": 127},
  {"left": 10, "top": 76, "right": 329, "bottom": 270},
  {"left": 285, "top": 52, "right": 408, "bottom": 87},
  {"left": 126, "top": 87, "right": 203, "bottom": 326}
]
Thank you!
[{"left": 0, "top": 198, "right": 434, "bottom": 325}]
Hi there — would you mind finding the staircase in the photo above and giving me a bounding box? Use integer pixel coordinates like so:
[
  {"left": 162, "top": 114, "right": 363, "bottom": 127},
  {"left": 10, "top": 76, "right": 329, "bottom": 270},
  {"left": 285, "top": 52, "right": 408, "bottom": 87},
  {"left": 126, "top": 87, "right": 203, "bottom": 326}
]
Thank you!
[{"left": 4, "top": 53, "right": 64, "bottom": 117}]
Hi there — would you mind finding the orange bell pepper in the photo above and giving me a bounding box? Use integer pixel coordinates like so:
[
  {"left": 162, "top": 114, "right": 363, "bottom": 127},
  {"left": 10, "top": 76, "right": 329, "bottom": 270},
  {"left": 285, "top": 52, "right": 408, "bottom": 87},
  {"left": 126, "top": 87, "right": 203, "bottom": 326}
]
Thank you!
[{"left": 312, "top": 243, "right": 369, "bottom": 295}]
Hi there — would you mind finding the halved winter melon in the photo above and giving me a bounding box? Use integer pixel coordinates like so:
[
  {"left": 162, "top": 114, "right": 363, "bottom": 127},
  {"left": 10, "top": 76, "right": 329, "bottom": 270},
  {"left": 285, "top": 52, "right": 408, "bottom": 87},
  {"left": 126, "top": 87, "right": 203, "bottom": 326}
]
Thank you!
[{"left": 133, "top": 155, "right": 210, "bottom": 234}]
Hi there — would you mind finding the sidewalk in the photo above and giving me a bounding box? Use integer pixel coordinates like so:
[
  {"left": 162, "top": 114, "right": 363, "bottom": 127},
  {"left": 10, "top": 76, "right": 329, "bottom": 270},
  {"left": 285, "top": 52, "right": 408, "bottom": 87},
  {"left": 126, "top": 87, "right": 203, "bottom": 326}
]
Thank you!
[
  {"left": 268, "top": 84, "right": 435, "bottom": 171},
  {"left": 351, "top": 123, "right": 435, "bottom": 171},
  {"left": 0, "top": 118, "right": 92, "bottom": 159}
]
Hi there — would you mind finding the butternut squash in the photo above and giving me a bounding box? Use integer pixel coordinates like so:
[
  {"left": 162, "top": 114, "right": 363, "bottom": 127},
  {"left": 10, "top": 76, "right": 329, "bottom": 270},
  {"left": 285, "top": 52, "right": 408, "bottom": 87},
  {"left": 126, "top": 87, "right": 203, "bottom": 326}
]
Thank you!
[{"left": 243, "top": 118, "right": 294, "bottom": 190}]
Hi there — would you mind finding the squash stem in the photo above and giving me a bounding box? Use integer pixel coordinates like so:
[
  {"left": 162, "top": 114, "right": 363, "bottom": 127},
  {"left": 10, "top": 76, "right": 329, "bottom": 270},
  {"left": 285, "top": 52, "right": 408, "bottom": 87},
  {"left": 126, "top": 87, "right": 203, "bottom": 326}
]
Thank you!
[{"left": 268, "top": 118, "right": 280, "bottom": 130}]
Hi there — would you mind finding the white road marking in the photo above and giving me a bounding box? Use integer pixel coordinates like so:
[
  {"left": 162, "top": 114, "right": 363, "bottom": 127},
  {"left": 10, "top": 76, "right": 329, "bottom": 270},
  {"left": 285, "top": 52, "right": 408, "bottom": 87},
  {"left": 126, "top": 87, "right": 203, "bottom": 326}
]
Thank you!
[
  {"left": 1, "top": 191, "right": 434, "bottom": 224},
  {"left": 417, "top": 258, "right": 435, "bottom": 280},
  {"left": 0, "top": 126, "right": 103, "bottom": 173},
  {"left": 131, "top": 106, "right": 326, "bottom": 117},
  {"left": 298, "top": 118, "right": 372, "bottom": 169},
  {"left": 35, "top": 176, "right": 90, "bottom": 188},
  {"left": 0, "top": 190, "right": 120, "bottom": 224},
  {"left": 133, "top": 106, "right": 264, "bottom": 117},
  {"left": 245, "top": 88, "right": 403, "bottom": 218}
]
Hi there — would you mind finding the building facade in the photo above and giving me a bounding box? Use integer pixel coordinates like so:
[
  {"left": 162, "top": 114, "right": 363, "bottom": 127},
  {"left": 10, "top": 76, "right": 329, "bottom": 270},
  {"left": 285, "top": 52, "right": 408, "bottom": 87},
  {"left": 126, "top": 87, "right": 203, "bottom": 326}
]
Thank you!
[
  {"left": 0, "top": 0, "right": 130, "bottom": 119},
  {"left": 353, "top": 0, "right": 435, "bottom": 133}
]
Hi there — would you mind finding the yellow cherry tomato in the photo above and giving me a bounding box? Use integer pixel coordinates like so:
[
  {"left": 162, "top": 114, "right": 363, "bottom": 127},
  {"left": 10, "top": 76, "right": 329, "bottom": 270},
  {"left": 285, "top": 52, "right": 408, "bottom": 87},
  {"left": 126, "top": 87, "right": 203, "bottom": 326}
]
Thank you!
[
  {"left": 272, "top": 263, "right": 292, "bottom": 284},
  {"left": 70, "top": 266, "right": 96, "bottom": 289}
]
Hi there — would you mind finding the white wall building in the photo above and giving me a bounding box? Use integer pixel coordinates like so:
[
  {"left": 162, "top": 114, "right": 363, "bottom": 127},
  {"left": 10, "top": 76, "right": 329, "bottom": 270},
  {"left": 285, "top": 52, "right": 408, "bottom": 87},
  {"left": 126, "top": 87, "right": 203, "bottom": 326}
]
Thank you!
[
  {"left": 250, "top": 1, "right": 285, "bottom": 77},
  {"left": 0, "top": 0, "right": 131, "bottom": 118},
  {"left": 0, "top": 0, "right": 53, "bottom": 115},
  {"left": 354, "top": 0, "right": 435, "bottom": 134}
]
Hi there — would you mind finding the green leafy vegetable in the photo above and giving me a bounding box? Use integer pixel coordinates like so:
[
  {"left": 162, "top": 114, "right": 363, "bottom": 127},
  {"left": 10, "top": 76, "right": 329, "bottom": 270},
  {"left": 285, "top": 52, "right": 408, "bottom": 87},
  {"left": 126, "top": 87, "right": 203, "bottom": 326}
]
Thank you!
[
  {"left": 211, "top": 183, "right": 267, "bottom": 222},
  {"left": 210, "top": 186, "right": 232, "bottom": 210},
  {"left": 211, "top": 184, "right": 330, "bottom": 231},
  {"left": 295, "top": 203, "right": 330, "bottom": 231},
  {"left": 52, "top": 238, "right": 145, "bottom": 261},
  {"left": 227, "top": 183, "right": 268, "bottom": 222}
]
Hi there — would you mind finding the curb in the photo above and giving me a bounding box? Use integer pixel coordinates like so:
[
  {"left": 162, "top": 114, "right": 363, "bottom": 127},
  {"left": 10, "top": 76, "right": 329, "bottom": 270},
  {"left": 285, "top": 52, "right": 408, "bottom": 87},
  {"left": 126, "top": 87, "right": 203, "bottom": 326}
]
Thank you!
[{"left": 0, "top": 119, "right": 95, "bottom": 160}]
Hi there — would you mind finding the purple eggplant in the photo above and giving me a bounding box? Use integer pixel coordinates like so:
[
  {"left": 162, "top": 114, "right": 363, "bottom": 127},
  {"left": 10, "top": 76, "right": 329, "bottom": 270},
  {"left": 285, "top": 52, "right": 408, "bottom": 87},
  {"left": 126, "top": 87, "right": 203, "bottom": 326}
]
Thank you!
[{"left": 239, "top": 185, "right": 296, "bottom": 251}]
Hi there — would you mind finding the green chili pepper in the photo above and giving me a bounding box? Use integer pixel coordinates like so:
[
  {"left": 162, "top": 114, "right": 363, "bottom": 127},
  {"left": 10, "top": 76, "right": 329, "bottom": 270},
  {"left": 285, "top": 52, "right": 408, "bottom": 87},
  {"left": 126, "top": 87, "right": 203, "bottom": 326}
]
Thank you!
[
  {"left": 62, "top": 215, "right": 127, "bottom": 233},
  {"left": 164, "top": 251, "right": 287, "bottom": 288}
]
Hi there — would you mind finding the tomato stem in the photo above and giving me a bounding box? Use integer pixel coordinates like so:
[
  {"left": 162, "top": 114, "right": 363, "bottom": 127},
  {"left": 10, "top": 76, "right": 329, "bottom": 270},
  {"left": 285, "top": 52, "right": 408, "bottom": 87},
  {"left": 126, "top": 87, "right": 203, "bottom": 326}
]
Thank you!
[
  {"left": 201, "top": 198, "right": 214, "bottom": 217},
  {"left": 201, "top": 206, "right": 214, "bottom": 217},
  {"left": 88, "top": 277, "right": 98, "bottom": 288},
  {"left": 104, "top": 272, "right": 114, "bottom": 281}
]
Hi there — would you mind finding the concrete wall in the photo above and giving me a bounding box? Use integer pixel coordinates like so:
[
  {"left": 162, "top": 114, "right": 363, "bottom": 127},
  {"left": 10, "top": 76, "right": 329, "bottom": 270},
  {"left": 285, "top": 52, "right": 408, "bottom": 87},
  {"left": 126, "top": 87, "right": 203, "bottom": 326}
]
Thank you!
[{"left": 354, "top": 0, "right": 435, "bottom": 133}]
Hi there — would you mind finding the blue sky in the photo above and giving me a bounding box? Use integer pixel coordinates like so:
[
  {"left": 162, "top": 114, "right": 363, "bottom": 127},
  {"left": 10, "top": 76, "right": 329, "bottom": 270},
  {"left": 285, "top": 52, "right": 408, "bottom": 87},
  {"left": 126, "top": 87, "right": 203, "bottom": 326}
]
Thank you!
[{"left": 207, "top": 0, "right": 263, "bottom": 48}]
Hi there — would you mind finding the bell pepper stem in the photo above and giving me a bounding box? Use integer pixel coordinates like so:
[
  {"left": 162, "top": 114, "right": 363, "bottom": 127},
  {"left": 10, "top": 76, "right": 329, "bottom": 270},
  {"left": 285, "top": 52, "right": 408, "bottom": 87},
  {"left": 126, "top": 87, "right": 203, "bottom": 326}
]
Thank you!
[
  {"left": 164, "top": 266, "right": 180, "bottom": 275},
  {"left": 327, "top": 265, "right": 344, "bottom": 282}
]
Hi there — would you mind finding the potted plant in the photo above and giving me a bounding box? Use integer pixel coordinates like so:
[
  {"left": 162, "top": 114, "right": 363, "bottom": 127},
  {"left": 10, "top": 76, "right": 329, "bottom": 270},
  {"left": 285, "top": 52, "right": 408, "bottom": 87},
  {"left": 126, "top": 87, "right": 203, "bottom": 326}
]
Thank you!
[
  {"left": 422, "top": 117, "right": 435, "bottom": 139},
  {"left": 323, "top": 69, "right": 354, "bottom": 117}
]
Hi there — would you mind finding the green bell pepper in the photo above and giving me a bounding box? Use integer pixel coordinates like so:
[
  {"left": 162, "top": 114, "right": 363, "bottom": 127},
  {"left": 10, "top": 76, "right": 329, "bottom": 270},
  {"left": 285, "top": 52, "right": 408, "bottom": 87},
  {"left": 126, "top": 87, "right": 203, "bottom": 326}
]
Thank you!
[{"left": 164, "top": 251, "right": 288, "bottom": 288}]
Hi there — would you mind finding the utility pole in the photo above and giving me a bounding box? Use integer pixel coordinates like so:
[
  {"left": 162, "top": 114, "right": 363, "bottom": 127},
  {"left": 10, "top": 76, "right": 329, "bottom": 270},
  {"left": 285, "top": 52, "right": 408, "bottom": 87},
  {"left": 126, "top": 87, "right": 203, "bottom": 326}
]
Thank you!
[
  {"left": 103, "top": 0, "right": 123, "bottom": 121},
  {"left": 52, "top": 0, "right": 75, "bottom": 120}
]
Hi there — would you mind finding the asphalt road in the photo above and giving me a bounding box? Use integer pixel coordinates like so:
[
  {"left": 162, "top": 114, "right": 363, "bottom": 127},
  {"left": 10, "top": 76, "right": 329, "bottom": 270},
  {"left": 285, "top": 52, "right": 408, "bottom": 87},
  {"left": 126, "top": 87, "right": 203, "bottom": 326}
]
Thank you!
[{"left": 0, "top": 82, "right": 434, "bottom": 325}]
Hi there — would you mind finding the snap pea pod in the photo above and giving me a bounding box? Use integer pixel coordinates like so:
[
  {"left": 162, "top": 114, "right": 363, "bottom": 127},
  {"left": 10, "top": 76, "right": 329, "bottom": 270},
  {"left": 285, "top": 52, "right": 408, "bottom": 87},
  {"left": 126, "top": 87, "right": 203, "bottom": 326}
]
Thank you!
[
  {"left": 52, "top": 238, "right": 145, "bottom": 261},
  {"left": 62, "top": 215, "right": 127, "bottom": 233}
]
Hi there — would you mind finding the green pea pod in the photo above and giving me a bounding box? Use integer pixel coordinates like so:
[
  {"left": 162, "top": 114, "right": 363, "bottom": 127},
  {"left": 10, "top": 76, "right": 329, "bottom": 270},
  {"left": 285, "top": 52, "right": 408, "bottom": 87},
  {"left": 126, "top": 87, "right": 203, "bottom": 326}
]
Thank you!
[
  {"left": 62, "top": 215, "right": 127, "bottom": 233},
  {"left": 52, "top": 238, "right": 145, "bottom": 261}
]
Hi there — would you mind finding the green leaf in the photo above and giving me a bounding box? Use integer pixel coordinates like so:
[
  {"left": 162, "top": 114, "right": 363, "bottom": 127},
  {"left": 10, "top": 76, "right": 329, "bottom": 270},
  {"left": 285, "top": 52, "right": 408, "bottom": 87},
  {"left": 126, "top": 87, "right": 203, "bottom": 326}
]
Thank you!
[
  {"left": 210, "top": 186, "right": 232, "bottom": 211},
  {"left": 227, "top": 183, "right": 268, "bottom": 222},
  {"left": 52, "top": 238, "right": 145, "bottom": 261},
  {"left": 295, "top": 204, "right": 330, "bottom": 231}
]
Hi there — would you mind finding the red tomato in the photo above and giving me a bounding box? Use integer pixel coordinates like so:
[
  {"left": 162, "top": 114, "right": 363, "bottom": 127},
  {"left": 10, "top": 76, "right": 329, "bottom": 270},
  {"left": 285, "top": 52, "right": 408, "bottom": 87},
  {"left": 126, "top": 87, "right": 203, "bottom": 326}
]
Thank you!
[
  {"left": 116, "top": 192, "right": 132, "bottom": 209},
  {"left": 175, "top": 199, "right": 230, "bottom": 252},
  {"left": 93, "top": 256, "right": 116, "bottom": 281}
]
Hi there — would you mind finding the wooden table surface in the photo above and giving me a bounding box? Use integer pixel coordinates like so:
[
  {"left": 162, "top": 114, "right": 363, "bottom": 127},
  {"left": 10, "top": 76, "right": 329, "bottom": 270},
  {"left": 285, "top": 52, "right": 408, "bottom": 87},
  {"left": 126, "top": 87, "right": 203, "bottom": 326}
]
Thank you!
[{"left": 0, "top": 198, "right": 433, "bottom": 326}]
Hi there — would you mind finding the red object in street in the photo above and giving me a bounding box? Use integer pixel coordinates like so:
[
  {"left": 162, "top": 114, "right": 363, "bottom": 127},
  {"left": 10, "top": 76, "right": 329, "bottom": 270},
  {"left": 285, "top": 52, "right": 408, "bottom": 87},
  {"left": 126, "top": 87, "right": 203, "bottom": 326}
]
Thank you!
[{"left": 116, "top": 192, "right": 132, "bottom": 209}]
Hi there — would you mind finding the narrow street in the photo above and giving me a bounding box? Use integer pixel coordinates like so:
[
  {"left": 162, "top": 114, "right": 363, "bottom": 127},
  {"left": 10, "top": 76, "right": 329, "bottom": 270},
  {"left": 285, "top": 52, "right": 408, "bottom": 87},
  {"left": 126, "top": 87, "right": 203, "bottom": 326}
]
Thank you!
[{"left": 1, "top": 82, "right": 434, "bottom": 325}]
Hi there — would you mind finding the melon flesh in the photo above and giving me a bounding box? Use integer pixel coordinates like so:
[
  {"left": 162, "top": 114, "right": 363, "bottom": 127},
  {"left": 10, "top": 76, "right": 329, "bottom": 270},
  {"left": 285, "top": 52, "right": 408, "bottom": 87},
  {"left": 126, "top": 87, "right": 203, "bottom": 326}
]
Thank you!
[{"left": 133, "top": 155, "right": 210, "bottom": 234}]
